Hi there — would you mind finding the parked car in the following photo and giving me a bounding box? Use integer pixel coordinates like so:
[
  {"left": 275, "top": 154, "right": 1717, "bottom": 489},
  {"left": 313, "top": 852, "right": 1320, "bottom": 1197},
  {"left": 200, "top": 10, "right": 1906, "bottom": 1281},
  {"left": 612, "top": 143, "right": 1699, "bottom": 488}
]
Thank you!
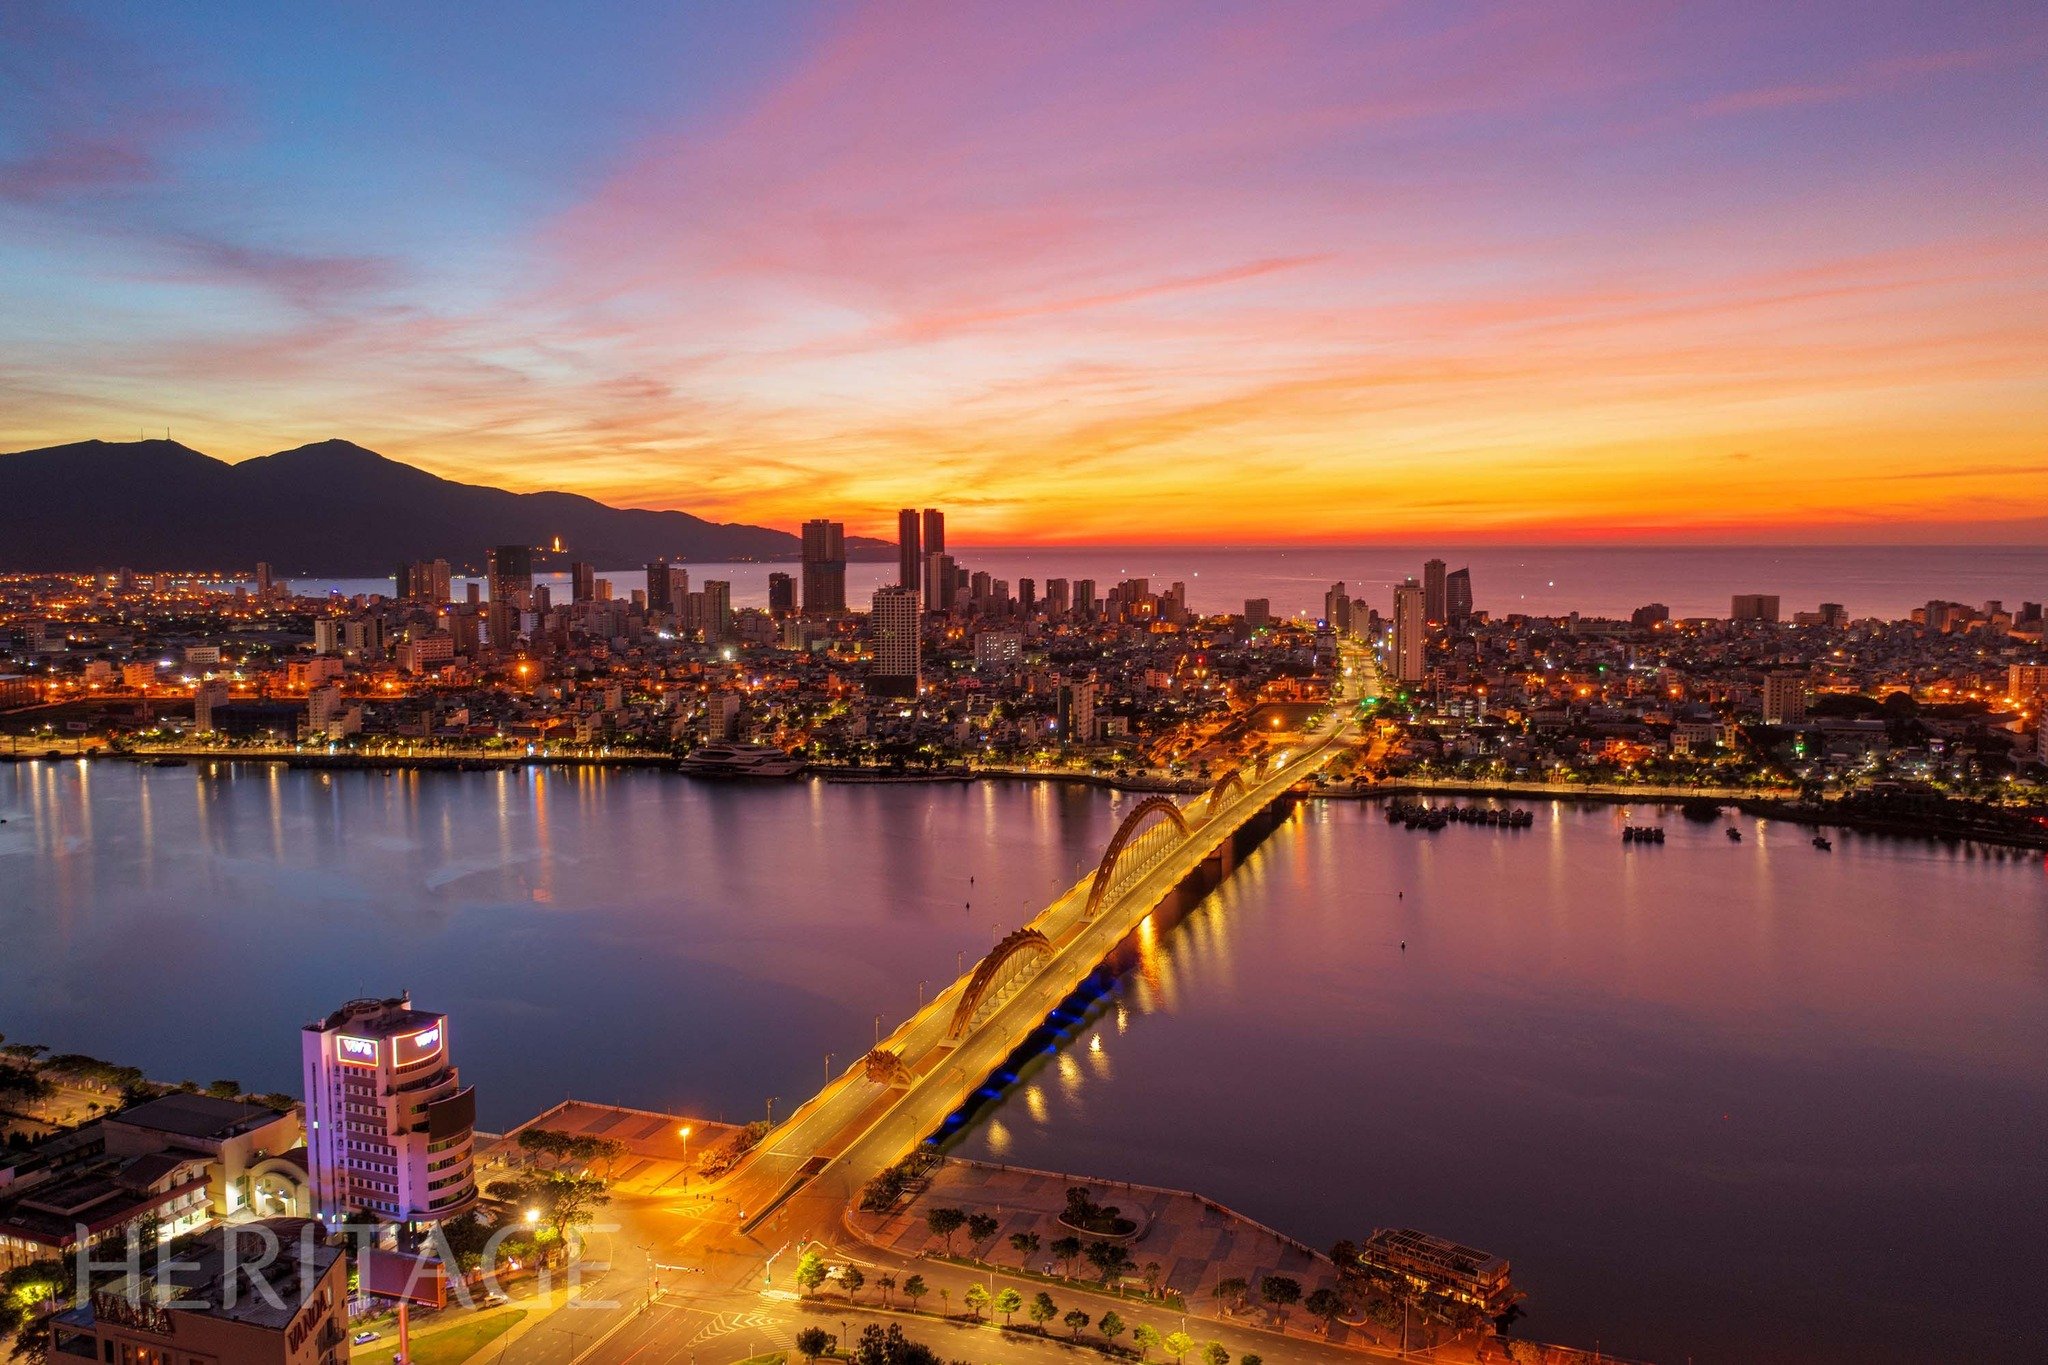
[{"left": 352, "top": 1331, "right": 379, "bottom": 1345}]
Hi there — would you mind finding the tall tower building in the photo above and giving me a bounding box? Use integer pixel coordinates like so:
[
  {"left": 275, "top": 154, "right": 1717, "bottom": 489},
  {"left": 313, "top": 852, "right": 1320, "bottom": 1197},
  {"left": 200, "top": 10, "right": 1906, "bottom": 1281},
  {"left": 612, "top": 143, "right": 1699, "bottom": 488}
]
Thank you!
[
  {"left": 897, "top": 509, "right": 922, "bottom": 591},
  {"left": 920, "top": 508, "right": 945, "bottom": 558},
  {"left": 1423, "top": 559, "right": 1448, "bottom": 625},
  {"left": 801, "top": 520, "right": 847, "bottom": 616},
  {"left": 301, "top": 995, "right": 476, "bottom": 1229},
  {"left": 1445, "top": 567, "right": 1473, "bottom": 629},
  {"left": 644, "top": 560, "right": 676, "bottom": 613},
  {"left": 1393, "top": 578, "right": 1427, "bottom": 684},
  {"left": 1763, "top": 672, "right": 1808, "bottom": 726},
  {"left": 768, "top": 572, "right": 796, "bottom": 617},
  {"left": 702, "top": 579, "right": 733, "bottom": 640},
  {"left": 1072, "top": 580, "right": 1098, "bottom": 621},
  {"left": 923, "top": 552, "right": 957, "bottom": 611},
  {"left": 868, "top": 585, "right": 921, "bottom": 697},
  {"left": 571, "top": 562, "right": 596, "bottom": 604},
  {"left": 1057, "top": 677, "right": 1098, "bottom": 746},
  {"left": 1324, "top": 583, "right": 1352, "bottom": 635},
  {"left": 487, "top": 545, "right": 533, "bottom": 604}
]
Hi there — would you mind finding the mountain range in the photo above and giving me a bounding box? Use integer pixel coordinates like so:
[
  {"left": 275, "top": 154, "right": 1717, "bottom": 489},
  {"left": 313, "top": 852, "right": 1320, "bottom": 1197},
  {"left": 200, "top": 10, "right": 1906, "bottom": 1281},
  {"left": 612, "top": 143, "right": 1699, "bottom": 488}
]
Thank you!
[{"left": 0, "top": 438, "right": 891, "bottom": 573}]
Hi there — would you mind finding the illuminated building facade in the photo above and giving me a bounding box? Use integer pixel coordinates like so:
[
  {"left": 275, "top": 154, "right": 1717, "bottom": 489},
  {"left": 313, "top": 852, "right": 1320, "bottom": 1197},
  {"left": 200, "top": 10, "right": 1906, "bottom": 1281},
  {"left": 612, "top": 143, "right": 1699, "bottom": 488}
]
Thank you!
[{"left": 300, "top": 996, "right": 476, "bottom": 1229}]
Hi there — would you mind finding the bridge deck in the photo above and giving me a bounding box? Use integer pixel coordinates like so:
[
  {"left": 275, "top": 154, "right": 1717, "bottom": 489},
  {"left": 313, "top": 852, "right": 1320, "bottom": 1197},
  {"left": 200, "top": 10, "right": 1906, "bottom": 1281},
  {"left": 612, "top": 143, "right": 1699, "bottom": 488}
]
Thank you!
[{"left": 727, "top": 707, "right": 1356, "bottom": 1228}]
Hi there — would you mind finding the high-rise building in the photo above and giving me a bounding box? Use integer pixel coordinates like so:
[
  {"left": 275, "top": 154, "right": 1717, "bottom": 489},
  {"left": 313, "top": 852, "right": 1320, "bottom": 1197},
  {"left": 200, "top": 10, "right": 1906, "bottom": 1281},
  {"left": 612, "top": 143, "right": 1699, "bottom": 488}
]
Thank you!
[
  {"left": 973, "top": 630, "right": 1022, "bottom": 676},
  {"left": 255, "top": 562, "right": 274, "bottom": 597},
  {"left": 1044, "top": 578, "right": 1070, "bottom": 618},
  {"left": 897, "top": 509, "right": 922, "bottom": 590},
  {"left": 644, "top": 560, "right": 676, "bottom": 613},
  {"left": 571, "top": 561, "right": 596, "bottom": 603},
  {"left": 1632, "top": 602, "right": 1671, "bottom": 629},
  {"left": 1423, "top": 559, "right": 1447, "bottom": 625},
  {"left": 1244, "top": 598, "right": 1271, "bottom": 629},
  {"left": 1731, "top": 593, "right": 1781, "bottom": 623},
  {"left": 1392, "top": 578, "right": 1427, "bottom": 684},
  {"left": 487, "top": 545, "right": 533, "bottom": 604},
  {"left": 920, "top": 508, "right": 945, "bottom": 558},
  {"left": 702, "top": 579, "right": 732, "bottom": 640},
  {"left": 1073, "top": 579, "right": 1098, "bottom": 621},
  {"left": 868, "top": 585, "right": 921, "bottom": 697},
  {"left": 1445, "top": 567, "right": 1472, "bottom": 628},
  {"left": 1018, "top": 578, "right": 1037, "bottom": 615},
  {"left": 801, "top": 520, "right": 847, "bottom": 616},
  {"left": 923, "top": 552, "right": 957, "bottom": 611},
  {"left": 1057, "top": 677, "right": 1097, "bottom": 746},
  {"left": 1818, "top": 602, "right": 1848, "bottom": 629},
  {"left": 1324, "top": 583, "right": 1352, "bottom": 635},
  {"left": 301, "top": 995, "right": 476, "bottom": 1229},
  {"left": 2005, "top": 663, "right": 2048, "bottom": 699},
  {"left": 1763, "top": 672, "right": 1808, "bottom": 726},
  {"left": 768, "top": 572, "right": 796, "bottom": 616}
]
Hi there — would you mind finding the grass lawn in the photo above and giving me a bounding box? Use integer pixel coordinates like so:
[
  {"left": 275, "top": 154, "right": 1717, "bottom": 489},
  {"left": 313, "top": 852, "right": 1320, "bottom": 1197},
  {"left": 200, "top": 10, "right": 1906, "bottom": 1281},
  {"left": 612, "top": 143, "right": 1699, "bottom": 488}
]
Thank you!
[{"left": 350, "top": 1310, "right": 526, "bottom": 1365}]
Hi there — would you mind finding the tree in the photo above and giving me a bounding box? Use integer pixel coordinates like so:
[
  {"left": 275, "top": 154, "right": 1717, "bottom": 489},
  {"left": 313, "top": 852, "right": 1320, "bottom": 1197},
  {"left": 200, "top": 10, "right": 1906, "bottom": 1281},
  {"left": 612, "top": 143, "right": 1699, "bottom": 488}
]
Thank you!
[
  {"left": 902, "top": 1274, "right": 928, "bottom": 1312},
  {"left": 965, "top": 1212, "right": 999, "bottom": 1247},
  {"left": 1029, "top": 1291, "right": 1058, "bottom": 1333},
  {"left": 1050, "top": 1235, "right": 1082, "bottom": 1277},
  {"left": 1009, "top": 1231, "right": 1042, "bottom": 1265},
  {"left": 1162, "top": 1330, "right": 1197, "bottom": 1363},
  {"left": 1203, "top": 1344, "right": 1230, "bottom": 1365},
  {"left": 1259, "top": 1275, "right": 1302, "bottom": 1323},
  {"left": 1086, "top": 1239, "right": 1135, "bottom": 1285},
  {"left": 963, "top": 1283, "right": 991, "bottom": 1320},
  {"left": 796, "top": 1327, "right": 836, "bottom": 1362},
  {"left": 1305, "top": 1285, "right": 1349, "bottom": 1335},
  {"left": 1063, "top": 1309, "right": 1091, "bottom": 1339},
  {"left": 925, "top": 1206, "right": 967, "bottom": 1253},
  {"left": 1241, "top": 1356, "right": 1263, "bottom": 1365},
  {"left": 1141, "top": 1261, "right": 1164, "bottom": 1297},
  {"left": 878, "top": 1272, "right": 897, "bottom": 1307},
  {"left": 1213, "top": 1277, "right": 1251, "bottom": 1315},
  {"left": 1098, "top": 1311, "right": 1127, "bottom": 1348},
  {"left": 850, "top": 1323, "right": 943, "bottom": 1365},
  {"left": 994, "top": 1288, "right": 1023, "bottom": 1325},
  {"left": 794, "top": 1249, "right": 828, "bottom": 1298},
  {"left": 1131, "top": 1324, "right": 1163, "bottom": 1360},
  {"left": 843, "top": 1266, "right": 866, "bottom": 1301},
  {"left": 484, "top": 1172, "right": 610, "bottom": 1254}
]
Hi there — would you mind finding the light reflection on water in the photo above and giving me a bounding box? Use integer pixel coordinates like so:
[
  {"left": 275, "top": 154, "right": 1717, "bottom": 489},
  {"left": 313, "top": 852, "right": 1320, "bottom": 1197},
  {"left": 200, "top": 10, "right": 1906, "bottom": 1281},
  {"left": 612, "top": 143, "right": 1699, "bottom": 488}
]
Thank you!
[{"left": 1, "top": 761, "right": 2044, "bottom": 1362}]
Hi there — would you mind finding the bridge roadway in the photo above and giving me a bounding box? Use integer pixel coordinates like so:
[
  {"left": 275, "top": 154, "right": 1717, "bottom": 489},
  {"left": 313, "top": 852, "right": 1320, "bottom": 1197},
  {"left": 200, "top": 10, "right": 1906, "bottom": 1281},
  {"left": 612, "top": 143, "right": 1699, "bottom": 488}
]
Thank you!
[{"left": 719, "top": 698, "right": 1358, "bottom": 1229}]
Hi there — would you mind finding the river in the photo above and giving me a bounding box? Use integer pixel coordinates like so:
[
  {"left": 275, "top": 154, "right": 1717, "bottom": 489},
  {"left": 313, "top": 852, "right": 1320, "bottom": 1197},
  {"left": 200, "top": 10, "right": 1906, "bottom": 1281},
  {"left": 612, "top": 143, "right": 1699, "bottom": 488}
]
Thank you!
[{"left": 1, "top": 760, "right": 2043, "bottom": 1362}]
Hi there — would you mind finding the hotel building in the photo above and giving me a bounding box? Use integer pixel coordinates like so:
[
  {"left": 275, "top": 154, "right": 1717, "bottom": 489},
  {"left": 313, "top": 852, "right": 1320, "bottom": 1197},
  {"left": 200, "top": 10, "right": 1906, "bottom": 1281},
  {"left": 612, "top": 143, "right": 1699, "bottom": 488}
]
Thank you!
[{"left": 300, "top": 997, "right": 476, "bottom": 1229}]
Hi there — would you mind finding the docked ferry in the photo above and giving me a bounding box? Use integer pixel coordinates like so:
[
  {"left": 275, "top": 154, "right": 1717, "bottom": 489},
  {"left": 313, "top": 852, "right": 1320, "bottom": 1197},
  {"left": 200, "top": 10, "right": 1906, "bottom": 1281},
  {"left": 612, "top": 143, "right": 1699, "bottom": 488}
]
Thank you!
[{"left": 677, "top": 742, "right": 805, "bottom": 778}]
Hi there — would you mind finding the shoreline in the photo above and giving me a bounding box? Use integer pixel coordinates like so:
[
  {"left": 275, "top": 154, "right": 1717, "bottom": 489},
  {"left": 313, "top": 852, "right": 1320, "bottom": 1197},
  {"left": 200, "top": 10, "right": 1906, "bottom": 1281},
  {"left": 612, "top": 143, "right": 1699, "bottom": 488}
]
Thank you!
[{"left": 15, "top": 748, "right": 2042, "bottom": 851}]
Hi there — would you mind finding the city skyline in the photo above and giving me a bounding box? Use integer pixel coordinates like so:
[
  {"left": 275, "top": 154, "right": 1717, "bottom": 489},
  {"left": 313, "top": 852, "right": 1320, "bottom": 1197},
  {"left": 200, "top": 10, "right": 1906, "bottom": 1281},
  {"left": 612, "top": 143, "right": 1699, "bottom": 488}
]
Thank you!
[{"left": 3, "top": 2, "right": 2045, "bottom": 545}]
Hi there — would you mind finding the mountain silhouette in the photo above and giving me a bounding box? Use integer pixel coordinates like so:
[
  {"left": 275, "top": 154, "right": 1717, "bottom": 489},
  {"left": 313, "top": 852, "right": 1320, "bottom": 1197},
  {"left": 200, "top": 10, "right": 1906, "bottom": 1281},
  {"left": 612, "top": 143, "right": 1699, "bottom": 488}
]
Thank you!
[{"left": 0, "top": 438, "right": 890, "bottom": 573}]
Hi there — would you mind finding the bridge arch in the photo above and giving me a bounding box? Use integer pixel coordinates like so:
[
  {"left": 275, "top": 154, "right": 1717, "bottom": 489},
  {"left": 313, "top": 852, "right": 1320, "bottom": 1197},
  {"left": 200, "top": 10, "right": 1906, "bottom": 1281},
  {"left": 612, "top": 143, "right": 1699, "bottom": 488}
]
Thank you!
[
  {"left": 1082, "top": 795, "right": 1192, "bottom": 919},
  {"left": 949, "top": 929, "right": 1054, "bottom": 1038},
  {"left": 1202, "top": 769, "right": 1246, "bottom": 817}
]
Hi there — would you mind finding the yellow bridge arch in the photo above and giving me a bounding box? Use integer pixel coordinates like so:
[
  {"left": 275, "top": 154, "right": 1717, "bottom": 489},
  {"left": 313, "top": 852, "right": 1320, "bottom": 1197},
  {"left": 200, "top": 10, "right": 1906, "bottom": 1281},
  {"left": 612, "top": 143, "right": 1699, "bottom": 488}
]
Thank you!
[
  {"left": 949, "top": 929, "right": 1055, "bottom": 1038},
  {"left": 1081, "top": 795, "right": 1192, "bottom": 920}
]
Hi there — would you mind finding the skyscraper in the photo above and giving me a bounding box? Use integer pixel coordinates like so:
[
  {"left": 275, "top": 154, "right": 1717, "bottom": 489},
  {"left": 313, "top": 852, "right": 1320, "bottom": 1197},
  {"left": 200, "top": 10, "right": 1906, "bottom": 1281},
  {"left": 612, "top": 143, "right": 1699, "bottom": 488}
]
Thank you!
[
  {"left": 1324, "top": 583, "right": 1352, "bottom": 634},
  {"left": 923, "top": 551, "right": 956, "bottom": 611},
  {"left": 801, "top": 520, "right": 847, "bottom": 616},
  {"left": 1393, "top": 578, "right": 1427, "bottom": 683},
  {"left": 487, "top": 545, "right": 532, "bottom": 603},
  {"left": 644, "top": 560, "right": 675, "bottom": 612},
  {"left": 301, "top": 995, "right": 476, "bottom": 1228},
  {"left": 767, "top": 571, "right": 796, "bottom": 616},
  {"left": 1731, "top": 593, "right": 1781, "bottom": 623},
  {"left": 868, "top": 585, "right": 921, "bottom": 697},
  {"left": 1244, "top": 598, "right": 1271, "bottom": 629},
  {"left": 571, "top": 561, "right": 596, "bottom": 603},
  {"left": 1423, "top": 559, "right": 1448, "bottom": 625},
  {"left": 1057, "top": 677, "right": 1097, "bottom": 746},
  {"left": 897, "top": 509, "right": 922, "bottom": 590},
  {"left": 920, "top": 508, "right": 945, "bottom": 558},
  {"left": 702, "top": 579, "right": 732, "bottom": 639},
  {"left": 1073, "top": 579, "right": 1098, "bottom": 621},
  {"left": 1445, "top": 567, "right": 1473, "bottom": 629},
  {"left": 1763, "top": 671, "right": 1808, "bottom": 725}
]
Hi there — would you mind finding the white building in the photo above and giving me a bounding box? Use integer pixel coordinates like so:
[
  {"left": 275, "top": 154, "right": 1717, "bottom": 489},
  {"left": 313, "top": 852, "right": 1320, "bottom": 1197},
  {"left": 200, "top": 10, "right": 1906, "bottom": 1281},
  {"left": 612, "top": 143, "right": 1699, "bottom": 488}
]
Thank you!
[
  {"left": 869, "top": 586, "right": 921, "bottom": 697},
  {"left": 1392, "top": 579, "right": 1427, "bottom": 684},
  {"left": 300, "top": 996, "right": 476, "bottom": 1229}
]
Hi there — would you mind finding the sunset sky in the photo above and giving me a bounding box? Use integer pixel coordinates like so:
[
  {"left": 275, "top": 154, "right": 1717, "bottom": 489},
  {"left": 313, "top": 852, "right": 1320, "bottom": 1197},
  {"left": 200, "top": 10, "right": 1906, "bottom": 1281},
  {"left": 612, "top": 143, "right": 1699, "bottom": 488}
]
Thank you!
[{"left": 2, "top": 1, "right": 2044, "bottom": 544}]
